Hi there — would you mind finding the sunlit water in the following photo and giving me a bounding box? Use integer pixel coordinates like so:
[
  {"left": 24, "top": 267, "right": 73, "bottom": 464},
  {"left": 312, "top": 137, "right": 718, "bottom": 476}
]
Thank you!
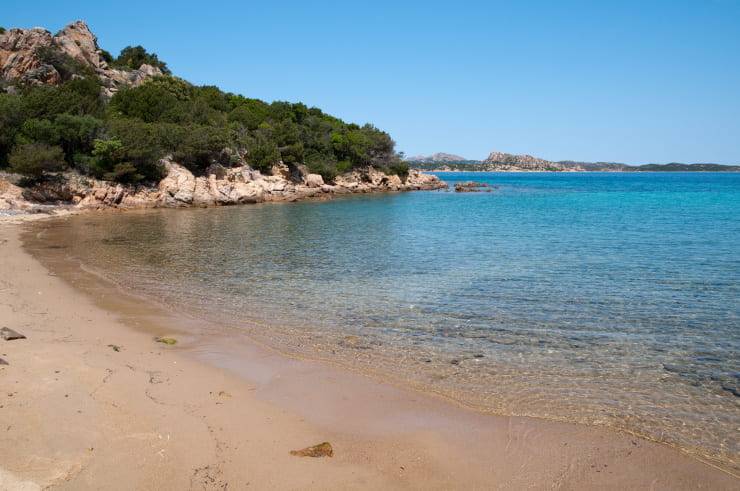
[{"left": 27, "top": 172, "right": 740, "bottom": 470}]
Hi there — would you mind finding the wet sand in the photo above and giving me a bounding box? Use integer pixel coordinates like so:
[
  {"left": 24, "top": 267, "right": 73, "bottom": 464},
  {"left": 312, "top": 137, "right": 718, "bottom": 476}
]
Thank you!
[{"left": 0, "top": 220, "right": 737, "bottom": 489}]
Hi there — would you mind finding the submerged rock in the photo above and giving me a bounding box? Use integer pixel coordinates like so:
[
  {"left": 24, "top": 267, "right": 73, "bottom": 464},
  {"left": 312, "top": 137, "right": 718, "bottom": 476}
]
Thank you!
[
  {"left": 290, "top": 442, "right": 333, "bottom": 458},
  {"left": 0, "top": 327, "right": 26, "bottom": 341},
  {"left": 454, "top": 181, "right": 492, "bottom": 193}
]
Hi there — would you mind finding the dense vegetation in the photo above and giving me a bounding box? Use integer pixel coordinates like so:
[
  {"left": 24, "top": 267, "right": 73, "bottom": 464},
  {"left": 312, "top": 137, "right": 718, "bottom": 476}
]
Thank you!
[
  {"left": 100, "top": 45, "right": 171, "bottom": 74},
  {"left": 0, "top": 45, "right": 406, "bottom": 183}
]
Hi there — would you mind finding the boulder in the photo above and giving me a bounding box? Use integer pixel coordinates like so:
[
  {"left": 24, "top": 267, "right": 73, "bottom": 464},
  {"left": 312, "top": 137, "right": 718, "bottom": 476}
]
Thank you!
[
  {"left": 305, "top": 174, "right": 324, "bottom": 188},
  {"left": 159, "top": 161, "right": 196, "bottom": 206},
  {"left": 270, "top": 162, "right": 291, "bottom": 180}
]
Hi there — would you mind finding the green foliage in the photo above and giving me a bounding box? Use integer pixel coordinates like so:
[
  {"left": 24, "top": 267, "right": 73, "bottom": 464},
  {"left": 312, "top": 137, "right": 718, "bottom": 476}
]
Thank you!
[
  {"left": 172, "top": 125, "right": 231, "bottom": 172},
  {"left": 246, "top": 132, "right": 280, "bottom": 172},
  {"left": 21, "top": 77, "right": 104, "bottom": 119},
  {"left": 110, "top": 45, "right": 171, "bottom": 74},
  {"left": 386, "top": 161, "right": 409, "bottom": 178},
  {"left": 0, "top": 93, "right": 27, "bottom": 166},
  {"left": 99, "top": 49, "right": 114, "bottom": 64},
  {"left": 0, "top": 27, "right": 6, "bottom": 35},
  {"left": 3, "top": 64, "right": 400, "bottom": 183},
  {"left": 8, "top": 143, "right": 66, "bottom": 179}
]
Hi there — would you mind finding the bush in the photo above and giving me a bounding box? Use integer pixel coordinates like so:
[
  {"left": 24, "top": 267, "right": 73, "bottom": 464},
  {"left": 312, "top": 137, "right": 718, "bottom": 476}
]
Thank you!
[
  {"left": 105, "top": 162, "right": 144, "bottom": 183},
  {"left": 21, "top": 77, "right": 105, "bottom": 119},
  {"left": 110, "top": 45, "right": 171, "bottom": 74},
  {"left": 386, "top": 161, "right": 409, "bottom": 178},
  {"left": 0, "top": 93, "right": 24, "bottom": 166},
  {"left": 8, "top": 143, "right": 66, "bottom": 180},
  {"left": 0, "top": 27, "right": 6, "bottom": 35},
  {"left": 246, "top": 133, "right": 280, "bottom": 172}
]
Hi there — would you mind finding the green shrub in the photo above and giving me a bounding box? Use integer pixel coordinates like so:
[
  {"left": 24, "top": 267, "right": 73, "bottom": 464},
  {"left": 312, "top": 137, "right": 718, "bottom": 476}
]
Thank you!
[
  {"left": 386, "top": 161, "right": 409, "bottom": 178},
  {"left": 21, "top": 77, "right": 104, "bottom": 119},
  {"left": 246, "top": 133, "right": 280, "bottom": 172},
  {"left": 0, "top": 93, "right": 24, "bottom": 167},
  {"left": 105, "top": 162, "right": 144, "bottom": 183},
  {"left": 110, "top": 45, "right": 171, "bottom": 74},
  {"left": 8, "top": 143, "right": 66, "bottom": 180}
]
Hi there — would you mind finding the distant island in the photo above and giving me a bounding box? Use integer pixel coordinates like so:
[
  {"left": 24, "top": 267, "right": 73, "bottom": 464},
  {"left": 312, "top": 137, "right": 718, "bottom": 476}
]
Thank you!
[{"left": 407, "top": 151, "right": 740, "bottom": 172}]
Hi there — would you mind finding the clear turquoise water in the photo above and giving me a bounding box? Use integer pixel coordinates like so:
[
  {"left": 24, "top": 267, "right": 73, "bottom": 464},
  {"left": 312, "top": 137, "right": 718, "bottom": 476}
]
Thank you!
[{"left": 31, "top": 172, "right": 740, "bottom": 469}]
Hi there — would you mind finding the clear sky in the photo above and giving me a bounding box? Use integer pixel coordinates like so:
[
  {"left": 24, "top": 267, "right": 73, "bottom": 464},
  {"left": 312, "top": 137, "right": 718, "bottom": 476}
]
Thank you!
[{"left": 4, "top": 0, "right": 740, "bottom": 163}]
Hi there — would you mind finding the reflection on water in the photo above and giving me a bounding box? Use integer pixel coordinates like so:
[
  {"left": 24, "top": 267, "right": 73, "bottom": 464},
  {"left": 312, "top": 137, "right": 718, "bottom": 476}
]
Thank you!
[{"left": 26, "top": 172, "right": 740, "bottom": 471}]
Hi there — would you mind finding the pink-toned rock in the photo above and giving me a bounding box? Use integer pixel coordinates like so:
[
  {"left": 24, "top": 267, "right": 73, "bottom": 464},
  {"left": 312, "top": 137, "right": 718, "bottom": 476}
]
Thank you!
[{"left": 305, "top": 174, "right": 324, "bottom": 188}]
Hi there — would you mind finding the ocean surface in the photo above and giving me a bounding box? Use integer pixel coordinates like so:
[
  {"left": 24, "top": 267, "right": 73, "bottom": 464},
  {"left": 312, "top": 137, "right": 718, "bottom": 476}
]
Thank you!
[{"left": 28, "top": 172, "right": 740, "bottom": 470}]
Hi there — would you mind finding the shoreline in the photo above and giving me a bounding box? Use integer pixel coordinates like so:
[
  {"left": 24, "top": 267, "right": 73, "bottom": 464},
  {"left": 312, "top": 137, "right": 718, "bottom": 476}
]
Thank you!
[{"left": 1, "top": 221, "right": 738, "bottom": 489}]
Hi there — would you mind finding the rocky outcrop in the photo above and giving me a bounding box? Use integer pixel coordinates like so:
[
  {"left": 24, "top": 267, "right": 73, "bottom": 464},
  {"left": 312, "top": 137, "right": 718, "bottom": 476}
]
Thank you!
[
  {"left": 0, "top": 20, "right": 162, "bottom": 95},
  {"left": 407, "top": 152, "right": 468, "bottom": 163},
  {"left": 0, "top": 28, "right": 59, "bottom": 84},
  {"left": 483, "top": 151, "right": 583, "bottom": 171},
  {"left": 0, "top": 160, "right": 446, "bottom": 216},
  {"left": 454, "top": 181, "right": 493, "bottom": 192}
]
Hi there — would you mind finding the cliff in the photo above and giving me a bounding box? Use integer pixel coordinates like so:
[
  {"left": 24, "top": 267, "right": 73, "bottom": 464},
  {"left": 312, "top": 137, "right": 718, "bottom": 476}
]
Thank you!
[{"left": 0, "top": 20, "right": 161, "bottom": 95}]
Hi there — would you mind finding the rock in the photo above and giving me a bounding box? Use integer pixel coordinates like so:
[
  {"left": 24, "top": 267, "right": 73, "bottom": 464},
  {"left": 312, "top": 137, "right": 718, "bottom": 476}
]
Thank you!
[
  {"left": 304, "top": 174, "right": 324, "bottom": 188},
  {"left": 288, "top": 163, "right": 309, "bottom": 183},
  {"left": 290, "top": 442, "right": 333, "bottom": 458},
  {"left": 0, "top": 327, "right": 26, "bottom": 341},
  {"left": 0, "top": 358, "right": 7, "bottom": 366},
  {"left": 108, "top": 344, "right": 121, "bottom": 352},
  {"left": 0, "top": 21, "right": 162, "bottom": 93},
  {"left": 0, "top": 27, "right": 57, "bottom": 84},
  {"left": 155, "top": 337, "right": 177, "bottom": 345},
  {"left": 2, "top": 153, "right": 445, "bottom": 215},
  {"left": 159, "top": 161, "right": 196, "bottom": 206},
  {"left": 53, "top": 20, "right": 104, "bottom": 69},
  {"left": 454, "top": 181, "right": 491, "bottom": 193},
  {"left": 206, "top": 163, "right": 227, "bottom": 179},
  {"left": 271, "top": 162, "right": 291, "bottom": 180}
]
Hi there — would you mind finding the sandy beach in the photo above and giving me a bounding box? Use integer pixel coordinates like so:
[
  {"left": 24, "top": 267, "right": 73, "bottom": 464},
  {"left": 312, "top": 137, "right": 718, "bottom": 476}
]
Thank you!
[{"left": 0, "top": 220, "right": 737, "bottom": 490}]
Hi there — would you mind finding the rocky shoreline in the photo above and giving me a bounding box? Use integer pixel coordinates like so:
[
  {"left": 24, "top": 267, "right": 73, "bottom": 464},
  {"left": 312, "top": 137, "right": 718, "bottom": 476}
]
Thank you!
[{"left": 0, "top": 159, "right": 446, "bottom": 217}]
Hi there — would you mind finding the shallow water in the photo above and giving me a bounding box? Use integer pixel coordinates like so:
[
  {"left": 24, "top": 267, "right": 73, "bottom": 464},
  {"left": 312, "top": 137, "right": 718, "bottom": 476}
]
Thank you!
[{"left": 27, "top": 172, "right": 740, "bottom": 470}]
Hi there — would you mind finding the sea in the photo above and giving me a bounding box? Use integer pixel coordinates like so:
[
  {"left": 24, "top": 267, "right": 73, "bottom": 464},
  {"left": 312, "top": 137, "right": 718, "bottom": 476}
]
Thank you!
[{"left": 26, "top": 171, "right": 740, "bottom": 470}]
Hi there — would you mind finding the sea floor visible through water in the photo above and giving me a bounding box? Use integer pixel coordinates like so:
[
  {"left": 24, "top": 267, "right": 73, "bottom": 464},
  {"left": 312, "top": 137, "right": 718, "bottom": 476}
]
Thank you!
[{"left": 23, "top": 172, "right": 740, "bottom": 472}]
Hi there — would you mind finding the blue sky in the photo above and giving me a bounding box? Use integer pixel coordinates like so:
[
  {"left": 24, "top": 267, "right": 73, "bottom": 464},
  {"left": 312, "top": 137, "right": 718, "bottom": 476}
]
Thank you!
[{"left": 4, "top": 1, "right": 740, "bottom": 163}]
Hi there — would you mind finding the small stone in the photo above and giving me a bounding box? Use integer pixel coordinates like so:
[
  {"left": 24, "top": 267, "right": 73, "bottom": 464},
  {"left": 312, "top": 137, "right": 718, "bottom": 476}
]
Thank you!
[
  {"left": 290, "top": 442, "right": 333, "bottom": 458},
  {"left": 108, "top": 344, "right": 121, "bottom": 352},
  {"left": 450, "top": 359, "right": 461, "bottom": 365},
  {"left": 0, "top": 358, "right": 8, "bottom": 366},
  {"left": 155, "top": 337, "right": 177, "bottom": 345},
  {"left": 1, "top": 328, "right": 26, "bottom": 341}
]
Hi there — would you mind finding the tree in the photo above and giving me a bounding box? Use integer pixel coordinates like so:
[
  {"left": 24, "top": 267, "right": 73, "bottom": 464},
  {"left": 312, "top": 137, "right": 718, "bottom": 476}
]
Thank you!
[
  {"left": 0, "top": 93, "right": 27, "bottom": 166},
  {"left": 8, "top": 144, "right": 66, "bottom": 180},
  {"left": 111, "top": 45, "right": 171, "bottom": 74}
]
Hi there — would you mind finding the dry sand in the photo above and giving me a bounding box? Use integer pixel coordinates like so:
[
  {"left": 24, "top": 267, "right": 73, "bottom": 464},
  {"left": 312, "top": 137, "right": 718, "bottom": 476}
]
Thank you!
[{"left": 0, "top": 221, "right": 737, "bottom": 490}]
